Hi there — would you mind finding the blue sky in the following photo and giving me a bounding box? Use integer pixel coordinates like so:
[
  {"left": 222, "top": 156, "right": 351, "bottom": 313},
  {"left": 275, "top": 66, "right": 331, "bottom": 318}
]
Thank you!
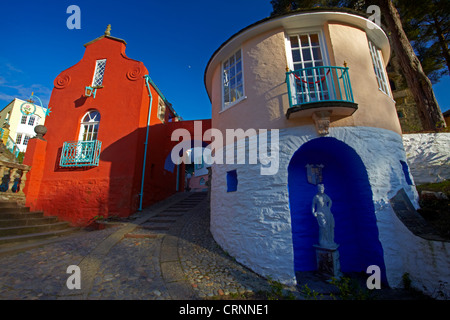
[{"left": 0, "top": 0, "right": 448, "bottom": 121}]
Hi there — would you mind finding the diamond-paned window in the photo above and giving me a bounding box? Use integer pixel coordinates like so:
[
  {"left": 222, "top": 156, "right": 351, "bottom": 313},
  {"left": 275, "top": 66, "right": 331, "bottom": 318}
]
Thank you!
[{"left": 92, "top": 59, "right": 106, "bottom": 87}]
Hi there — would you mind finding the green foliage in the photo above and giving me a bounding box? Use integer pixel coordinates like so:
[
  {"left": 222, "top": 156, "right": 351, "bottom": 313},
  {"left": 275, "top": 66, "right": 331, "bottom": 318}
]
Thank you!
[
  {"left": 300, "top": 283, "right": 324, "bottom": 300},
  {"left": 17, "top": 152, "right": 25, "bottom": 164},
  {"left": 330, "top": 276, "right": 373, "bottom": 300},
  {"left": 265, "top": 277, "right": 296, "bottom": 300},
  {"left": 395, "top": 0, "right": 450, "bottom": 83}
]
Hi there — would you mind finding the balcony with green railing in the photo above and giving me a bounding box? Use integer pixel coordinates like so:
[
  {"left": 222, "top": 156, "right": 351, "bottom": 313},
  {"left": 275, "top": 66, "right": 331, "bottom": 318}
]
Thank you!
[
  {"left": 59, "top": 140, "right": 102, "bottom": 168},
  {"left": 285, "top": 66, "right": 358, "bottom": 119}
]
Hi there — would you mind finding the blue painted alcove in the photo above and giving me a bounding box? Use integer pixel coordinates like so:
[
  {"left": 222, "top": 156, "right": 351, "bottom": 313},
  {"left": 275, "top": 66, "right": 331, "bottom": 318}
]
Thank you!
[{"left": 288, "top": 137, "right": 386, "bottom": 280}]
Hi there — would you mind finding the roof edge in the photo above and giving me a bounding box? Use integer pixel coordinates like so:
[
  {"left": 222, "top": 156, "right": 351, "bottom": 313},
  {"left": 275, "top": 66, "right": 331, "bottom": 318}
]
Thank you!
[{"left": 84, "top": 35, "right": 127, "bottom": 48}]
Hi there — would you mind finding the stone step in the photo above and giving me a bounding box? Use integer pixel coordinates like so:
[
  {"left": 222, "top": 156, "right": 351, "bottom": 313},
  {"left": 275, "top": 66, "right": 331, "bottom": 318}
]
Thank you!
[
  {"left": 139, "top": 225, "right": 171, "bottom": 231},
  {"left": 155, "top": 212, "right": 184, "bottom": 217},
  {"left": 0, "top": 207, "right": 30, "bottom": 214},
  {"left": 0, "top": 221, "right": 70, "bottom": 237},
  {"left": 0, "top": 211, "right": 44, "bottom": 220},
  {"left": 146, "top": 218, "right": 177, "bottom": 223},
  {"left": 0, "top": 228, "right": 78, "bottom": 246},
  {"left": 0, "top": 201, "right": 22, "bottom": 209},
  {"left": 0, "top": 216, "right": 59, "bottom": 228}
]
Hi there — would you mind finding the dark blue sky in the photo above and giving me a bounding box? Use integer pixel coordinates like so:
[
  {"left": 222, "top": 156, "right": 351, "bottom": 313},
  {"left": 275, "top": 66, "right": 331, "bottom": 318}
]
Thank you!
[{"left": 0, "top": 0, "right": 448, "bottom": 120}]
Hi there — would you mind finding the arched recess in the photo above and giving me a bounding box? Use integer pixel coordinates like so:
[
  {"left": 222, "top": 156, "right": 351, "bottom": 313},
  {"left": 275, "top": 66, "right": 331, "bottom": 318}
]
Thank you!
[{"left": 288, "top": 137, "right": 386, "bottom": 281}]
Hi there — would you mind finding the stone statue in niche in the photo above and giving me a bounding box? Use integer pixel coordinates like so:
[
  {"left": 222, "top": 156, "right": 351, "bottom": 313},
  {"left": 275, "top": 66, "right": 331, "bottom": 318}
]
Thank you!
[{"left": 312, "top": 184, "right": 337, "bottom": 249}]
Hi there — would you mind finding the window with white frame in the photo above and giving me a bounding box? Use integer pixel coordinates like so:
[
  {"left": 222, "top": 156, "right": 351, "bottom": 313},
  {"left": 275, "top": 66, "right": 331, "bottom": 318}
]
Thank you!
[
  {"left": 23, "top": 135, "right": 31, "bottom": 146},
  {"left": 16, "top": 133, "right": 22, "bottom": 144},
  {"left": 92, "top": 59, "right": 107, "bottom": 87},
  {"left": 368, "top": 40, "right": 391, "bottom": 96},
  {"left": 286, "top": 31, "right": 331, "bottom": 103},
  {"left": 20, "top": 115, "right": 27, "bottom": 124},
  {"left": 223, "top": 49, "right": 244, "bottom": 109},
  {"left": 288, "top": 33, "right": 325, "bottom": 71},
  {"left": 79, "top": 111, "right": 101, "bottom": 141},
  {"left": 28, "top": 115, "right": 37, "bottom": 126}
]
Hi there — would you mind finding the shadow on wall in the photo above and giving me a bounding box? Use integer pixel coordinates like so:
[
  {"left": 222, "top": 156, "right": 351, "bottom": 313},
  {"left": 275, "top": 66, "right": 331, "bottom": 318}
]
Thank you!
[
  {"left": 100, "top": 125, "right": 180, "bottom": 218},
  {"left": 288, "top": 137, "right": 387, "bottom": 283},
  {"left": 24, "top": 120, "right": 211, "bottom": 227}
]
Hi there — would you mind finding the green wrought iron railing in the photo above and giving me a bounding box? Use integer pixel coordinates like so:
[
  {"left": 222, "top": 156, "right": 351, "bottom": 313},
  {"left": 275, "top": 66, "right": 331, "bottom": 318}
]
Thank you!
[
  {"left": 59, "top": 140, "right": 102, "bottom": 167},
  {"left": 286, "top": 66, "right": 354, "bottom": 108}
]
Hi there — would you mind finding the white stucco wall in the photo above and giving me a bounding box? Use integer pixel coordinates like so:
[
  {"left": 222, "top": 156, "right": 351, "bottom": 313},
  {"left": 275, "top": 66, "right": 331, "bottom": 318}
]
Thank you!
[
  {"left": 402, "top": 133, "right": 450, "bottom": 185},
  {"left": 210, "top": 126, "right": 449, "bottom": 295},
  {"left": 377, "top": 203, "right": 450, "bottom": 298}
]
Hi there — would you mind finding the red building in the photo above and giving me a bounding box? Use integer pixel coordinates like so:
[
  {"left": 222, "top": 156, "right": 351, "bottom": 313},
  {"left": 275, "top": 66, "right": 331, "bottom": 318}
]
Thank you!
[{"left": 23, "top": 26, "right": 210, "bottom": 226}]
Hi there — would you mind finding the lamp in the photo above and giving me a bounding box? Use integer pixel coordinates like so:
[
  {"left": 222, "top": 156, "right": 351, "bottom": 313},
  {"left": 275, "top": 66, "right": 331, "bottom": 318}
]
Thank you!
[{"left": 85, "top": 86, "right": 97, "bottom": 98}]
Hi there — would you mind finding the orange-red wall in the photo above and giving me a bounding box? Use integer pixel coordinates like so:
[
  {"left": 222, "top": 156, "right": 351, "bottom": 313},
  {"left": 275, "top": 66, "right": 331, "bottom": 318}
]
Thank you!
[
  {"left": 24, "top": 36, "right": 163, "bottom": 226},
  {"left": 23, "top": 35, "right": 212, "bottom": 226}
]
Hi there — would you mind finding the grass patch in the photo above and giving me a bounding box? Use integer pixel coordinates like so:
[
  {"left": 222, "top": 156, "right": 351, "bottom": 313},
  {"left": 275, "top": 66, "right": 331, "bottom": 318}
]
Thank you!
[{"left": 416, "top": 180, "right": 450, "bottom": 240}]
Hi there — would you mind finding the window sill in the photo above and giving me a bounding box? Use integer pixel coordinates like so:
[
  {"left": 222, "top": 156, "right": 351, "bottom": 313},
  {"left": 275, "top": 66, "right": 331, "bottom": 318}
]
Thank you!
[{"left": 219, "top": 96, "right": 248, "bottom": 114}]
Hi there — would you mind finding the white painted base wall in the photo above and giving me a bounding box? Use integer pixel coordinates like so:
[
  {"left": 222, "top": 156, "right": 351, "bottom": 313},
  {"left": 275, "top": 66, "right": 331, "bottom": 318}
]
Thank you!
[{"left": 210, "top": 126, "right": 449, "bottom": 297}]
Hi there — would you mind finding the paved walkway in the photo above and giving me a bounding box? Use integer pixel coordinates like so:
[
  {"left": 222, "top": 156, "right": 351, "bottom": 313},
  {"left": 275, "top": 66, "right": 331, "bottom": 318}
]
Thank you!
[
  {"left": 0, "top": 192, "right": 298, "bottom": 300},
  {"left": 0, "top": 192, "right": 431, "bottom": 300}
]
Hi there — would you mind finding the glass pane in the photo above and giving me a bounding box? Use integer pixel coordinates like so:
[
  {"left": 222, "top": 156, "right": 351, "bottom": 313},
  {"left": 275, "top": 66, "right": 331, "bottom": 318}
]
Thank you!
[
  {"left": 236, "top": 61, "right": 242, "bottom": 73},
  {"left": 230, "top": 77, "right": 236, "bottom": 89},
  {"left": 310, "top": 34, "right": 319, "bottom": 46},
  {"left": 229, "top": 55, "right": 235, "bottom": 66},
  {"left": 292, "top": 50, "right": 301, "bottom": 63},
  {"left": 293, "top": 62, "right": 302, "bottom": 71},
  {"left": 236, "top": 85, "right": 243, "bottom": 99},
  {"left": 302, "top": 48, "right": 312, "bottom": 61},
  {"left": 290, "top": 36, "right": 299, "bottom": 48},
  {"left": 312, "top": 47, "right": 322, "bottom": 60},
  {"left": 224, "top": 86, "right": 230, "bottom": 104},
  {"left": 236, "top": 73, "right": 242, "bottom": 86},
  {"left": 235, "top": 50, "right": 241, "bottom": 60},
  {"left": 300, "top": 35, "right": 309, "bottom": 47},
  {"left": 230, "top": 66, "right": 236, "bottom": 79}
]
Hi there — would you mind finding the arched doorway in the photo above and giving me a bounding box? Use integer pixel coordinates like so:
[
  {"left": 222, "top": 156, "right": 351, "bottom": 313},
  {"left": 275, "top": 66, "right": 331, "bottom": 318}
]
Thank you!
[
  {"left": 288, "top": 137, "right": 386, "bottom": 280},
  {"left": 167, "top": 140, "right": 211, "bottom": 192}
]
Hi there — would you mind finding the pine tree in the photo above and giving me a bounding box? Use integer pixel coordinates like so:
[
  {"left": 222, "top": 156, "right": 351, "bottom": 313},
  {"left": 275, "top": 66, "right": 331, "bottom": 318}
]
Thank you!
[{"left": 396, "top": 0, "right": 450, "bottom": 83}]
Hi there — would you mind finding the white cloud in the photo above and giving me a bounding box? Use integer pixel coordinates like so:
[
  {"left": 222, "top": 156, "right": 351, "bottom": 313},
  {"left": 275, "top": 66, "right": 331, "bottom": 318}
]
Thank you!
[
  {"left": 6, "top": 63, "right": 23, "bottom": 74},
  {"left": 0, "top": 80, "right": 51, "bottom": 107}
]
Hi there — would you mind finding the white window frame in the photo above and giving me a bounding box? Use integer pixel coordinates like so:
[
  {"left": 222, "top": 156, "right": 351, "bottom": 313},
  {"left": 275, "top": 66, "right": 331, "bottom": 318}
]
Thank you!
[
  {"left": 20, "top": 115, "right": 27, "bottom": 124},
  {"left": 28, "top": 115, "right": 36, "bottom": 126},
  {"left": 92, "top": 59, "right": 107, "bottom": 87},
  {"left": 285, "top": 29, "right": 330, "bottom": 71},
  {"left": 16, "top": 133, "right": 23, "bottom": 145},
  {"left": 221, "top": 48, "right": 245, "bottom": 111},
  {"left": 79, "top": 111, "right": 101, "bottom": 142},
  {"left": 368, "top": 40, "right": 392, "bottom": 97},
  {"left": 23, "top": 135, "right": 31, "bottom": 146},
  {"left": 285, "top": 29, "right": 333, "bottom": 103}
]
